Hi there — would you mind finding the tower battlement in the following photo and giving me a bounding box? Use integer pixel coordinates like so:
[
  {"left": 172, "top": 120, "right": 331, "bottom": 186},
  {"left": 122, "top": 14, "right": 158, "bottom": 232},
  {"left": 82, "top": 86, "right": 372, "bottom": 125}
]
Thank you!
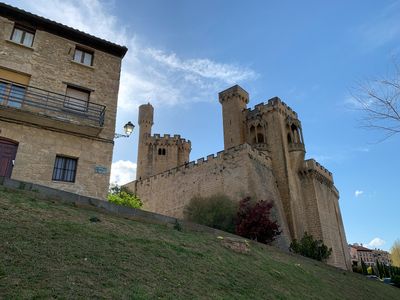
[
  {"left": 218, "top": 84, "right": 249, "bottom": 104},
  {"left": 136, "top": 103, "right": 191, "bottom": 180},
  {"left": 243, "top": 97, "right": 298, "bottom": 120},
  {"left": 145, "top": 134, "right": 191, "bottom": 148}
]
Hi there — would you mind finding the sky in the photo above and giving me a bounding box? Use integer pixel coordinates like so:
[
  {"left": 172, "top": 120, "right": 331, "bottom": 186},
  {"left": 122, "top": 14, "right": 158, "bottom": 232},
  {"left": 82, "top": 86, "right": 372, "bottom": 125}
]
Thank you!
[{"left": 6, "top": 0, "right": 400, "bottom": 251}]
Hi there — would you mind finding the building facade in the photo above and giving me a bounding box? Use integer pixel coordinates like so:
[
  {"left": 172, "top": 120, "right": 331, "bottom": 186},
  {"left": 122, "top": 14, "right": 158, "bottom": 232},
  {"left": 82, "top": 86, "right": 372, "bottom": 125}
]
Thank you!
[
  {"left": 125, "top": 85, "right": 352, "bottom": 270},
  {"left": 349, "top": 244, "right": 392, "bottom": 267},
  {"left": 0, "top": 3, "right": 127, "bottom": 199}
]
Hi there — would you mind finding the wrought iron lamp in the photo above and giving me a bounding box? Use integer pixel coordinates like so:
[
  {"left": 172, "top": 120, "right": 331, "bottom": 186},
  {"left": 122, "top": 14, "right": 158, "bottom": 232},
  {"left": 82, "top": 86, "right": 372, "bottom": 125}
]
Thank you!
[{"left": 114, "top": 121, "right": 135, "bottom": 138}]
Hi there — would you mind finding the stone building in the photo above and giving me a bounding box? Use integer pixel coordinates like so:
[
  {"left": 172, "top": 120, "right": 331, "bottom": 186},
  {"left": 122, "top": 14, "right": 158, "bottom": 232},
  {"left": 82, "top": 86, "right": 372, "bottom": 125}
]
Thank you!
[
  {"left": 349, "top": 244, "right": 392, "bottom": 267},
  {"left": 0, "top": 3, "right": 127, "bottom": 199},
  {"left": 125, "top": 85, "right": 352, "bottom": 270}
]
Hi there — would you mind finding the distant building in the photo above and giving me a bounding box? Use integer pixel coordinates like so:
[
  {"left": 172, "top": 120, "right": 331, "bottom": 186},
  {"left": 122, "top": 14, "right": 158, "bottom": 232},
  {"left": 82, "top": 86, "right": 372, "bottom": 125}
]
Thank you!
[
  {"left": 0, "top": 3, "right": 127, "bottom": 198},
  {"left": 372, "top": 248, "right": 392, "bottom": 266},
  {"left": 349, "top": 243, "right": 392, "bottom": 267}
]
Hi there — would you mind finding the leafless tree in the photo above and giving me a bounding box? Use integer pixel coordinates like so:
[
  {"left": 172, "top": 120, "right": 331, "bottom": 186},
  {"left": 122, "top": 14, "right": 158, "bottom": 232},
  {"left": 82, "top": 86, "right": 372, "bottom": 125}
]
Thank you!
[{"left": 351, "top": 62, "right": 400, "bottom": 141}]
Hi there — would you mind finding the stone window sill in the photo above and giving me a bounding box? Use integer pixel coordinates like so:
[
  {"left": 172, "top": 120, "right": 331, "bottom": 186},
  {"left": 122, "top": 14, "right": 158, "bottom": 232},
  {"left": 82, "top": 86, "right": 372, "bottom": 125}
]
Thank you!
[
  {"left": 6, "top": 39, "right": 35, "bottom": 51},
  {"left": 70, "top": 59, "right": 95, "bottom": 70}
]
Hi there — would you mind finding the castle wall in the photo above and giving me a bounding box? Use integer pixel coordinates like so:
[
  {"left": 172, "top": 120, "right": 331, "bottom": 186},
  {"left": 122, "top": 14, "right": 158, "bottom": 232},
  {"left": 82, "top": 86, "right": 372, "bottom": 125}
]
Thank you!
[
  {"left": 125, "top": 144, "right": 291, "bottom": 249},
  {"left": 299, "top": 160, "right": 351, "bottom": 270}
]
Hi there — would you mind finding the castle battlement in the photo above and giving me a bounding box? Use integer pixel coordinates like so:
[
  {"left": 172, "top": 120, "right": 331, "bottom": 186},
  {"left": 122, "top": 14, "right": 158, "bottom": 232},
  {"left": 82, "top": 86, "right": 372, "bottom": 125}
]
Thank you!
[
  {"left": 302, "top": 159, "right": 333, "bottom": 183},
  {"left": 145, "top": 133, "right": 191, "bottom": 146},
  {"left": 244, "top": 97, "right": 298, "bottom": 119},
  {"left": 136, "top": 143, "right": 271, "bottom": 186}
]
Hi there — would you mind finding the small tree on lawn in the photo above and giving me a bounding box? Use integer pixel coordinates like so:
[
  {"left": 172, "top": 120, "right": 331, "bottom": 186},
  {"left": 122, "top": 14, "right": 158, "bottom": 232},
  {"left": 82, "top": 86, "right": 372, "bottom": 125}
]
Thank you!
[
  {"left": 361, "top": 259, "right": 368, "bottom": 275},
  {"left": 107, "top": 184, "right": 142, "bottom": 209},
  {"left": 289, "top": 232, "right": 332, "bottom": 262},
  {"left": 235, "top": 197, "right": 281, "bottom": 244}
]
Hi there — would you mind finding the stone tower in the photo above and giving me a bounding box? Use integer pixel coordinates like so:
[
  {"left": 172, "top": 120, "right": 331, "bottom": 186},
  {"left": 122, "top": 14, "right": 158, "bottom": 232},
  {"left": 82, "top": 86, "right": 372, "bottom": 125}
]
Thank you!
[
  {"left": 136, "top": 103, "right": 191, "bottom": 180},
  {"left": 137, "top": 103, "right": 154, "bottom": 180},
  {"left": 219, "top": 85, "right": 249, "bottom": 149}
]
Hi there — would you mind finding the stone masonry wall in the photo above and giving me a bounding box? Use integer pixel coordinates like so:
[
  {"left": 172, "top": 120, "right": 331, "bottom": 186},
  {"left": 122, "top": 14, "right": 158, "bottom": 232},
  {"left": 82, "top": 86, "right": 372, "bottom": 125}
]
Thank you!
[
  {"left": 299, "top": 167, "right": 351, "bottom": 270},
  {"left": 0, "top": 16, "right": 123, "bottom": 198},
  {"left": 0, "top": 16, "right": 122, "bottom": 140},
  {"left": 125, "top": 144, "right": 291, "bottom": 249},
  {"left": 0, "top": 121, "right": 112, "bottom": 199}
]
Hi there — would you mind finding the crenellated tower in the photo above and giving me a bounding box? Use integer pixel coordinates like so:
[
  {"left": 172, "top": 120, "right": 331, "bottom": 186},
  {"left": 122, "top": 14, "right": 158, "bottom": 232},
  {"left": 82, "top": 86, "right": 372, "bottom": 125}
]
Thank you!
[
  {"left": 136, "top": 103, "right": 191, "bottom": 180},
  {"left": 137, "top": 103, "right": 154, "bottom": 180},
  {"left": 219, "top": 85, "right": 249, "bottom": 149}
]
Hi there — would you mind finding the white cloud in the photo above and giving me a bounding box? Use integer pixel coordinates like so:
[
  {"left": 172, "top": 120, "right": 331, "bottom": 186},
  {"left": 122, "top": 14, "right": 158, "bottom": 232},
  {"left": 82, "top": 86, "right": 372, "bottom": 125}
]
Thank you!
[
  {"left": 15, "top": 0, "right": 257, "bottom": 111},
  {"left": 110, "top": 160, "right": 136, "bottom": 186},
  {"left": 367, "top": 237, "right": 386, "bottom": 248},
  {"left": 354, "top": 190, "right": 364, "bottom": 197}
]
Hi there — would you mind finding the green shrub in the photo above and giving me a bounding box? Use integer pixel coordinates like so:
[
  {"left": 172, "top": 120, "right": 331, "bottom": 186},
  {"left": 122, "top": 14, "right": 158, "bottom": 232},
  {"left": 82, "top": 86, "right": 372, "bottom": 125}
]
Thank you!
[
  {"left": 392, "top": 275, "right": 400, "bottom": 288},
  {"left": 107, "top": 185, "right": 142, "bottom": 209},
  {"left": 184, "top": 194, "right": 237, "bottom": 233},
  {"left": 289, "top": 232, "right": 332, "bottom": 262}
]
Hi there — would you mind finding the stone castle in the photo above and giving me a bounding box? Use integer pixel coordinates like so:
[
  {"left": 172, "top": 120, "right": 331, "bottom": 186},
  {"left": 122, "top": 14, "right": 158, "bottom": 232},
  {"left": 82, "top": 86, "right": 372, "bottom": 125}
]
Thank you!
[{"left": 125, "top": 85, "right": 351, "bottom": 270}]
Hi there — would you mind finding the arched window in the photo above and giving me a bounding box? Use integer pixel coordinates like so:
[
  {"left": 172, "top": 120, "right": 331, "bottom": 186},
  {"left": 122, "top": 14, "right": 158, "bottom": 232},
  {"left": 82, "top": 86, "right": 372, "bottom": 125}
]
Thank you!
[
  {"left": 250, "top": 125, "right": 256, "bottom": 144},
  {"left": 287, "top": 133, "right": 292, "bottom": 144},
  {"left": 257, "top": 133, "right": 264, "bottom": 143},
  {"left": 158, "top": 148, "right": 166, "bottom": 155},
  {"left": 256, "top": 124, "right": 264, "bottom": 143},
  {"left": 291, "top": 124, "right": 299, "bottom": 143}
]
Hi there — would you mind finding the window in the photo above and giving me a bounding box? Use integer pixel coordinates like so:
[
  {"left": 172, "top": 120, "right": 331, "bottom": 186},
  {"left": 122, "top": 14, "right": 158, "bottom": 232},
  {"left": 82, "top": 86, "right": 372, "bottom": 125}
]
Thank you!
[
  {"left": 73, "top": 47, "right": 93, "bottom": 66},
  {"left": 64, "top": 86, "right": 90, "bottom": 112},
  {"left": 52, "top": 156, "right": 78, "bottom": 182},
  {"left": 10, "top": 26, "right": 35, "bottom": 47},
  {"left": 0, "top": 81, "right": 26, "bottom": 108},
  {"left": 158, "top": 148, "right": 166, "bottom": 155}
]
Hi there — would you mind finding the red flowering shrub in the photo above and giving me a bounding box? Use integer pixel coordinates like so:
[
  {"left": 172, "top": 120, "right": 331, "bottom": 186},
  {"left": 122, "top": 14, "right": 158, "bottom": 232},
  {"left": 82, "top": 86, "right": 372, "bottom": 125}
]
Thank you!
[{"left": 235, "top": 197, "right": 281, "bottom": 244}]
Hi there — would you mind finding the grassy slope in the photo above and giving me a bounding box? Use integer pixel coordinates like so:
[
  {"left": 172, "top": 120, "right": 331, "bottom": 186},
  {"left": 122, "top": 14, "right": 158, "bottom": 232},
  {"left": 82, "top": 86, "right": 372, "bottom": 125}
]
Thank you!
[{"left": 0, "top": 187, "right": 399, "bottom": 299}]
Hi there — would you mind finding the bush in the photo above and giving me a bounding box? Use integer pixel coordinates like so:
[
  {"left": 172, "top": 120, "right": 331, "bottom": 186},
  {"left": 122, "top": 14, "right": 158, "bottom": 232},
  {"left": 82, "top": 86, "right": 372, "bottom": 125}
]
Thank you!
[
  {"left": 235, "top": 197, "right": 281, "bottom": 244},
  {"left": 184, "top": 194, "right": 237, "bottom": 233},
  {"left": 392, "top": 275, "right": 400, "bottom": 288},
  {"left": 290, "top": 232, "right": 332, "bottom": 262},
  {"left": 107, "top": 185, "right": 142, "bottom": 209}
]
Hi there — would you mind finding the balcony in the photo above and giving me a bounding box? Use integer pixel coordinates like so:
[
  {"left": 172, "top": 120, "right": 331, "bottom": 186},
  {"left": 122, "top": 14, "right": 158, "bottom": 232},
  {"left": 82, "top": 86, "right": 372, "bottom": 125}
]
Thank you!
[
  {"left": 0, "top": 78, "right": 105, "bottom": 136},
  {"left": 288, "top": 142, "right": 305, "bottom": 152}
]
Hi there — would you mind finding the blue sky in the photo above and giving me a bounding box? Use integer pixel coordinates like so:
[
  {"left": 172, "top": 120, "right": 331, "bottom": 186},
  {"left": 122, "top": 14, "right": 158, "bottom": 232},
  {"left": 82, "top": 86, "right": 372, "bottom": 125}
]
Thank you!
[{"left": 8, "top": 0, "right": 400, "bottom": 251}]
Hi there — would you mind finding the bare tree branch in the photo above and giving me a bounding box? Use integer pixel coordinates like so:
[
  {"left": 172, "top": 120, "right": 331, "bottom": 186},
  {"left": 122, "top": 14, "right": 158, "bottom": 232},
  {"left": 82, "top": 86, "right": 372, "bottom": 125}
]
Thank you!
[{"left": 350, "top": 62, "right": 400, "bottom": 141}]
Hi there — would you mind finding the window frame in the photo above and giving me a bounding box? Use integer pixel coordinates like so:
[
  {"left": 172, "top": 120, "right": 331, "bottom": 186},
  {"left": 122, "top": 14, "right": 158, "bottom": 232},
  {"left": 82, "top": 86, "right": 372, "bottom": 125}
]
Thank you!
[
  {"left": 64, "top": 85, "right": 90, "bottom": 112},
  {"left": 52, "top": 155, "right": 78, "bottom": 183},
  {"left": 73, "top": 47, "right": 94, "bottom": 66},
  {"left": 10, "top": 25, "right": 35, "bottom": 47},
  {"left": 0, "top": 80, "right": 26, "bottom": 108}
]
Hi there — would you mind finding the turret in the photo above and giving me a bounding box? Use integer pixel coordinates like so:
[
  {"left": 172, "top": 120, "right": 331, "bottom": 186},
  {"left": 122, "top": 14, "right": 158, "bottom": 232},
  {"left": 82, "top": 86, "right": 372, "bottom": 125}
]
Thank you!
[
  {"left": 219, "top": 85, "right": 249, "bottom": 150},
  {"left": 136, "top": 103, "right": 154, "bottom": 180}
]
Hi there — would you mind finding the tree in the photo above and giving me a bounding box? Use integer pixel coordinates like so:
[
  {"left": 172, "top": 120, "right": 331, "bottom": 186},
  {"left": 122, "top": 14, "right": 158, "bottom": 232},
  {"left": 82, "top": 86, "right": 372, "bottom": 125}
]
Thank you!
[
  {"left": 184, "top": 194, "right": 237, "bottom": 233},
  {"left": 289, "top": 232, "right": 332, "bottom": 262},
  {"left": 391, "top": 239, "right": 400, "bottom": 267},
  {"left": 235, "top": 197, "right": 281, "bottom": 244},
  {"left": 361, "top": 259, "right": 368, "bottom": 275},
  {"left": 107, "top": 184, "right": 142, "bottom": 209},
  {"left": 351, "top": 62, "right": 400, "bottom": 140}
]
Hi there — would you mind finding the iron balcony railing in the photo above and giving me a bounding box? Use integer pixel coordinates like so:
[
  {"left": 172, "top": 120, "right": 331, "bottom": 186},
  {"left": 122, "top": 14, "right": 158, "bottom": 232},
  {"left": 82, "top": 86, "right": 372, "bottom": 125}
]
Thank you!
[{"left": 0, "top": 78, "right": 106, "bottom": 127}]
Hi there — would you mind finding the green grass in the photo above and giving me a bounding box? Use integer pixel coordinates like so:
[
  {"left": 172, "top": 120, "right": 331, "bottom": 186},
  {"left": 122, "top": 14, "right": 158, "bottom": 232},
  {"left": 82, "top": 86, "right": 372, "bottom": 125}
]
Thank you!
[{"left": 0, "top": 187, "right": 399, "bottom": 299}]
